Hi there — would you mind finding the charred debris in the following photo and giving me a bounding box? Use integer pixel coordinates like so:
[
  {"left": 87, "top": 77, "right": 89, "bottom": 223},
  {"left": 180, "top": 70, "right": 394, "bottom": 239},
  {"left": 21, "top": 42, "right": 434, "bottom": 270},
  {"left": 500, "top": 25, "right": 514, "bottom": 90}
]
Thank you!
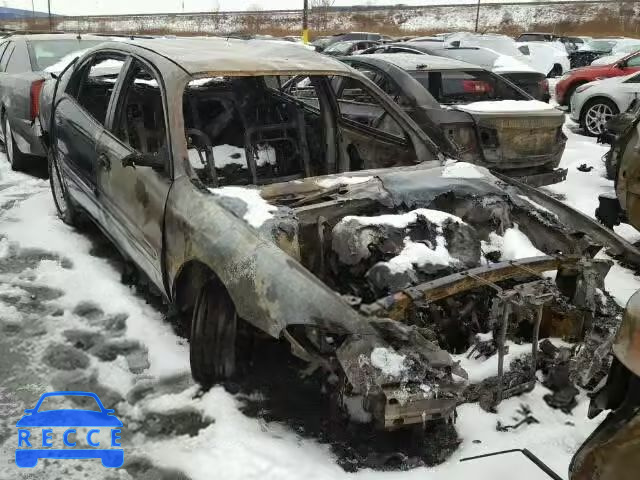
[{"left": 211, "top": 160, "right": 622, "bottom": 427}]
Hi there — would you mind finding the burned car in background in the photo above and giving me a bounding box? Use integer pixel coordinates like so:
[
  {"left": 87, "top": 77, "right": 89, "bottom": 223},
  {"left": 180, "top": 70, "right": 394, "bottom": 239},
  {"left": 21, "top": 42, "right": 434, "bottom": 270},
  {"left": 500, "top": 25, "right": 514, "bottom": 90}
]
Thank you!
[
  {"left": 596, "top": 100, "right": 640, "bottom": 230},
  {"left": 337, "top": 54, "right": 567, "bottom": 186},
  {"left": 39, "top": 38, "right": 638, "bottom": 436}
]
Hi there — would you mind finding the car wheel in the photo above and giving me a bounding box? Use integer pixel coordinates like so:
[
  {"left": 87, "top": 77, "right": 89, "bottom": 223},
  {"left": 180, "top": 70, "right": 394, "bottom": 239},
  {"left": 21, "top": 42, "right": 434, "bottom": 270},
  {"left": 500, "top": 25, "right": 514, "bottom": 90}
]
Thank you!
[
  {"left": 190, "top": 279, "right": 240, "bottom": 389},
  {"left": 581, "top": 98, "right": 619, "bottom": 137},
  {"left": 48, "top": 150, "right": 79, "bottom": 226},
  {"left": 3, "top": 115, "right": 29, "bottom": 171}
]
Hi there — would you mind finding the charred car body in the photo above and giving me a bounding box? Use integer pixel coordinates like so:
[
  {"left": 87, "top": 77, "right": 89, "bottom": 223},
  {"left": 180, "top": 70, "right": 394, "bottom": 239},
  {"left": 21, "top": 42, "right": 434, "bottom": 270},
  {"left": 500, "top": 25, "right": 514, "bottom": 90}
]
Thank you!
[
  {"left": 39, "top": 38, "right": 639, "bottom": 434},
  {"left": 337, "top": 54, "right": 567, "bottom": 186},
  {"left": 596, "top": 101, "right": 640, "bottom": 230}
]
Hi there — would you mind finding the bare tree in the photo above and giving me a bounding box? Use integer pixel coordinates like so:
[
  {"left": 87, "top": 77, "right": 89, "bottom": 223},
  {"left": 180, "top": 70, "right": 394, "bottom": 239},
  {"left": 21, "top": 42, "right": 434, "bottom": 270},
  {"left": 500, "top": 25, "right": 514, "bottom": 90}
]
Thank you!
[{"left": 311, "top": 0, "right": 335, "bottom": 32}]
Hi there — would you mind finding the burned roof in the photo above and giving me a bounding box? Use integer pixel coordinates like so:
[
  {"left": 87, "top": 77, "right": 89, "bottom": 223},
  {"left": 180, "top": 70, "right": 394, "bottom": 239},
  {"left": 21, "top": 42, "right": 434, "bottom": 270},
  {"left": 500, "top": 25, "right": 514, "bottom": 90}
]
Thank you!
[
  {"left": 353, "top": 53, "right": 481, "bottom": 71},
  {"left": 117, "top": 37, "right": 353, "bottom": 75}
]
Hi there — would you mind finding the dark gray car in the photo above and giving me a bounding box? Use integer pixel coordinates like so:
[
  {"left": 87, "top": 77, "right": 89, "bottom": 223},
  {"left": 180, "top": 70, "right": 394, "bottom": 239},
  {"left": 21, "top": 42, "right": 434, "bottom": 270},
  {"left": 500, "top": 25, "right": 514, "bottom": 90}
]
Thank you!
[
  {"left": 339, "top": 53, "right": 567, "bottom": 186},
  {"left": 0, "top": 33, "right": 104, "bottom": 170},
  {"left": 362, "top": 42, "right": 551, "bottom": 102}
]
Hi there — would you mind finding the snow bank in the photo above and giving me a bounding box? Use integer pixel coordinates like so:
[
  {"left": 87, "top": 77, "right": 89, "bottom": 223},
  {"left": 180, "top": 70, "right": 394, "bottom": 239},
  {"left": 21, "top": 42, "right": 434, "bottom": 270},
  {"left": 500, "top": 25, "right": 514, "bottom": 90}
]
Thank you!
[
  {"left": 455, "top": 100, "right": 557, "bottom": 113},
  {"left": 209, "top": 186, "right": 277, "bottom": 228},
  {"left": 370, "top": 347, "right": 407, "bottom": 378}
]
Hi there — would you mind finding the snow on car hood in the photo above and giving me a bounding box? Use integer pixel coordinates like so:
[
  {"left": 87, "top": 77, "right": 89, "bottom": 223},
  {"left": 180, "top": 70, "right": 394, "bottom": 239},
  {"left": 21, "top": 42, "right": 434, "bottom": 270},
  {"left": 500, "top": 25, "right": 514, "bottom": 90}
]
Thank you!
[
  {"left": 591, "top": 53, "right": 626, "bottom": 66},
  {"left": 453, "top": 100, "right": 558, "bottom": 114},
  {"left": 493, "top": 54, "right": 540, "bottom": 74}
]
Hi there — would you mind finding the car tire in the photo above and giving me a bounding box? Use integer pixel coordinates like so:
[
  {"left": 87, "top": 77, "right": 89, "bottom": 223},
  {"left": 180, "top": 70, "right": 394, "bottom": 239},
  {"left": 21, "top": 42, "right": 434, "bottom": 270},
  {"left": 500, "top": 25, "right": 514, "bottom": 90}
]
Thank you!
[
  {"left": 190, "top": 279, "right": 240, "bottom": 389},
  {"left": 580, "top": 98, "right": 619, "bottom": 137},
  {"left": 3, "top": 115, "right": 29, "bottom": 171},
  {"left": 48, "top": 150, "right": 79, "bottom": 226}
]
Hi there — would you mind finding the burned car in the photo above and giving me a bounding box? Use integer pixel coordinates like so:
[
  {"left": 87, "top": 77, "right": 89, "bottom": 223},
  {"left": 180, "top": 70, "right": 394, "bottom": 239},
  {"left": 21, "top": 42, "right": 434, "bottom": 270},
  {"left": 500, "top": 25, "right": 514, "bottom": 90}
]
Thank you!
[
  {"left": 338, "top": 54, "right": 567, "bottom": 186},
  {"left": 595, "top": 101, "right": 640, "bottom": 229},
  {"left": 40, "top": 38, "right": 639, "bottom": 434}
]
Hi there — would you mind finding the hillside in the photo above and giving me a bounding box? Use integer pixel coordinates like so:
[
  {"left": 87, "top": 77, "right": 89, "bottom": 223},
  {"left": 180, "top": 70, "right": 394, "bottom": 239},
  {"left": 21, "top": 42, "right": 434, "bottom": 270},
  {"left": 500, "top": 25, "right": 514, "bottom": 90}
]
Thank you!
[{"left": 1, "top": 1, "right": 638, "bottom": 37}]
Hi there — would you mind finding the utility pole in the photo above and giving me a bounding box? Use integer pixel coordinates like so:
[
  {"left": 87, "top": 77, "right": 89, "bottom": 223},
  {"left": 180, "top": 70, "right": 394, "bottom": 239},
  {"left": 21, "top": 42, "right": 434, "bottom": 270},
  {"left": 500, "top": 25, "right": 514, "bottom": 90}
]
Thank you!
[
  {"left": 302, "top": 0, "right": 309, "bottom": 44},
  {"left": 31, "top": 0, "right": 35, "bottom": 18},
  {"left": 48, "top": 0, "right": 52, "bottom": 32},
  {"left": 475, "top": 0, "right": 480, "bottom": 33}
]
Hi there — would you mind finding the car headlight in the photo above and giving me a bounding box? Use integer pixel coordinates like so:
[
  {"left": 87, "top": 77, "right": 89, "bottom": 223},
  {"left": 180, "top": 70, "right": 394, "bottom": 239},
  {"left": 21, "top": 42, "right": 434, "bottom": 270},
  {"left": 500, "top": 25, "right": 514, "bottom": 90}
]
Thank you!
[{"left": 575, "top": 84, "right": 593, "bottom": 94}]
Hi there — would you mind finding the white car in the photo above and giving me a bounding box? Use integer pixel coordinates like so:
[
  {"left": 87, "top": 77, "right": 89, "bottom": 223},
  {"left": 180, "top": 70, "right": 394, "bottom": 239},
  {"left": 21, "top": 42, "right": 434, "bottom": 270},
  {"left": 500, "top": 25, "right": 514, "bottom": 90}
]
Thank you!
[
  {"left": 570, "top": 72, "right": 640, "bottom": 136},
  {"left": 445, "top": 32, "right": 569, "bottom": 77},
  {"left": 517, "top": 41, "right": 571, "bottom": 76}
]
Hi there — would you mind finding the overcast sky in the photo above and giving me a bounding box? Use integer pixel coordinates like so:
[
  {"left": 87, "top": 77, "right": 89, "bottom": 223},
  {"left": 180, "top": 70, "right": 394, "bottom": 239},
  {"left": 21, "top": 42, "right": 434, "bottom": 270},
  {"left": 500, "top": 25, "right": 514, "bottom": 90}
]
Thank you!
[{"left": 4, "top": 0, "right": 582, "bottom": 16}]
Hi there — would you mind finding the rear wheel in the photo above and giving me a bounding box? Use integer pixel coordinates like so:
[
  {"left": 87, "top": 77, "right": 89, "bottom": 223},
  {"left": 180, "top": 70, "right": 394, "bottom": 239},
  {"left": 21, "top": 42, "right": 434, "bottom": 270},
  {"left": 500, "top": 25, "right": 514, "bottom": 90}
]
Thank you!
[
  {"left": 190, "top": 279, "right": 240, "bottom": 389},
  {"left": 48, "top": 150, "right": 79, "bottom": 226},
  {"left": 3, "top": 115, "right": 29, "bottom": 171},
  {"left": 580, "top": 98, "right": 619, "bottom": 137}
]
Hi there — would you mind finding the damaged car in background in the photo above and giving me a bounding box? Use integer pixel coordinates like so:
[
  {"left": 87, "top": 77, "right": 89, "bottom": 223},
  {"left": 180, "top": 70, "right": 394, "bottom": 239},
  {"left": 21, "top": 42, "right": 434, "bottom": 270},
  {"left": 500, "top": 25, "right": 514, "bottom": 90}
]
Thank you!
[
  {"left": 337, "top": 54, "right": 567, "bottom": 186},
  {"left": 38, "top": 37, "right": 640, "bottom": 445}
]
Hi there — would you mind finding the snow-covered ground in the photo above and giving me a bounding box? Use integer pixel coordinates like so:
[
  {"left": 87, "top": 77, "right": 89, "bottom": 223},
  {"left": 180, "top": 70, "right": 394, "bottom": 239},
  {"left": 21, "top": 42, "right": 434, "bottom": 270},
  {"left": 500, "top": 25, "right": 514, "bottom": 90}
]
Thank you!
[{"left": 1, "top": 117, "right": 638, "bottom": 479}]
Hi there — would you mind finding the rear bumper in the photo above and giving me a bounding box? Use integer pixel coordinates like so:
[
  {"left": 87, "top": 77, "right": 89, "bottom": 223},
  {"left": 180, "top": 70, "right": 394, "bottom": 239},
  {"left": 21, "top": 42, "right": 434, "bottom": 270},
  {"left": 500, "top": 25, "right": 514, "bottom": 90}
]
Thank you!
[{"left": 11, "top": 117, "right": 46, "bottom": 158}]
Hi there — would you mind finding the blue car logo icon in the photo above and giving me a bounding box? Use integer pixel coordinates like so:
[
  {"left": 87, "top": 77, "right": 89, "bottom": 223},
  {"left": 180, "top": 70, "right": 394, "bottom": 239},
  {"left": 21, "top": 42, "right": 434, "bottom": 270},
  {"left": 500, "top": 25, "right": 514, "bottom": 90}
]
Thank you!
[{"left": 15, "top": 391, "right": 123, "bottom": 468}]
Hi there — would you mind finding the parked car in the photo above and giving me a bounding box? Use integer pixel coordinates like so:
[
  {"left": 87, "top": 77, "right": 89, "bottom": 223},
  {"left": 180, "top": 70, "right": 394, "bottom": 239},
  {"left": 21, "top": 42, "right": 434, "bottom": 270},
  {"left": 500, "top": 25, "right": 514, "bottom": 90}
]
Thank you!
[
  {"left": 40, "top": 37, "right": 632, "bottom": 433},
  {"left": 556, "top": 51, "right": 640, "bottom": 108},
  {"left": 570, "top": 72, "right": 640, "bottom": 136},
  {"left": 591, "top": 42, "right": 640, "bottom": 66},
  {"left": 0, "top": 33, "right": 105, "bottom": 170},
  {"left": 568, "top": 38, "right": 640, "bottom": 68},
  {"left": 361, "top": 42, "right": 551, "bottom": 101},
  {"left": 514, "top": 32, "right": 579, "bottom": 52},
  {"left": 311, "top": 32, "right": 382, "bottom": 52},
  {"left": 321, "top": 40, "right": 380, "bottom": 57},
  {"left": 339, "top": 53, "right": 566, "bottom": 186},
  {"left": 516, "top": 41, "right": 570, "bottom": 77}
]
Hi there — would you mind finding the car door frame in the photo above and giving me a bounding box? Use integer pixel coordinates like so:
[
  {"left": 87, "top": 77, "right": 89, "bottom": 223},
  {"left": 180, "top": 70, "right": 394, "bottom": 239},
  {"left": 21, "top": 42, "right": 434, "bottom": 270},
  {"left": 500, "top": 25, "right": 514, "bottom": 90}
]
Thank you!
[
  {"left": 54, "top": 51, "right": 131, "bottom": 222},
  {"left": 96, "top": 53, "right": 173, "bottom": 291}
]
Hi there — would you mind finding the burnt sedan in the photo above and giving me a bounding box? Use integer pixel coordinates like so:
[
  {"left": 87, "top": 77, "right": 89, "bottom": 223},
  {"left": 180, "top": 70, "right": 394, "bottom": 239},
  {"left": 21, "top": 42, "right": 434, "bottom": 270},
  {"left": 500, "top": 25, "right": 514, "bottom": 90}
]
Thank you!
[
  {"left": 39, "top": 38, "right": 637, "bottom": 435},
  {"left": 339, "top": 53, "right": 567, "bottom": 186}
]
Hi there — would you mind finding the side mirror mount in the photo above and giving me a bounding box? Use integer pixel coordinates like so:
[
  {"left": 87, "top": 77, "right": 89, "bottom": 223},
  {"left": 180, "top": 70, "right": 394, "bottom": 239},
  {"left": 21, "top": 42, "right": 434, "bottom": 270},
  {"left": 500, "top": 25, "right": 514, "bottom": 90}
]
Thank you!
[
  {"left": 122, "top": 152, "right": 164, "bottom": 171},
  {"left": 617, "top": 60, "right": 628, "bottom": 69}
]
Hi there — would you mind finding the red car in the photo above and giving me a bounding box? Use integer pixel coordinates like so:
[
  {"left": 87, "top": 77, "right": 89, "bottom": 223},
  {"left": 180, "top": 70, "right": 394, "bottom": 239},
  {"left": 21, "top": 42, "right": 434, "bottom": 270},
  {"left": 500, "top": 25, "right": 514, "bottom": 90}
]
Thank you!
[{"left": 556, "top": 51, "right": 640, "bottom": 107}]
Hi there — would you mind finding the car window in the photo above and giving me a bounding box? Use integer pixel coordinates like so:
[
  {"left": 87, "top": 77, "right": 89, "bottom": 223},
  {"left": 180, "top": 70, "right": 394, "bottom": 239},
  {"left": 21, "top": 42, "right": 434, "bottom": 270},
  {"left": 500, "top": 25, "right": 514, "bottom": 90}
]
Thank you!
[
  {"left": 625, "top": 73, "right": 640, "bottom": 83},
  {"left": 113, "top": 61, "right": 168, "bottom": 162},
  {"left": 333, "top": 76, "right": 405, "bottom": 139},
  {"left": 184, "top": 75, "right": 328, "bottom": 186},
  {"left": 27, "top": 39, "right": 104, "bottom": 70},
  {"left": 409, "top": 69, "right": 526, "bottom": 104},
  {"left": 5, "top": 41, "right": 31, "bottom": 74},
  {"left": 0, "top": 42, "right": 13, "bottom": 72},
  {"left": 349, "top": 64, "right": 412, "bottom": 107},
  {"left": 626, "top": 54, "right": 640, "bottom": 67},
  {"left": 69, "top": 54, "right": 126, "bottom": 126},
  {"left": 0, "top": 42, "right": 8, "bottom": 66}
]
